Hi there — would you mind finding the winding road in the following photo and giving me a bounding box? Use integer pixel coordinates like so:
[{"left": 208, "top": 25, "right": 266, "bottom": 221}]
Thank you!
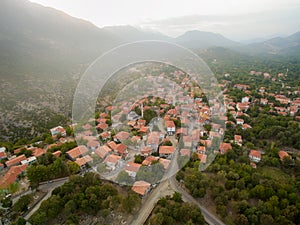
[{"left": 130, "top": 134, "right": 225, "bottom": 225}]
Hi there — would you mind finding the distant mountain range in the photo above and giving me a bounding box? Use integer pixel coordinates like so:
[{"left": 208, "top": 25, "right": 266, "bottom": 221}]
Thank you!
[{"left": 0, "top": 0, "right": 299, "bottom": 141}]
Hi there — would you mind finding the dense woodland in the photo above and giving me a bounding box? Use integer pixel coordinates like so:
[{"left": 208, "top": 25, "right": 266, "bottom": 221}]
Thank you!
[{"left": 29, "top": 173, "right": 140, "bottom": 225}]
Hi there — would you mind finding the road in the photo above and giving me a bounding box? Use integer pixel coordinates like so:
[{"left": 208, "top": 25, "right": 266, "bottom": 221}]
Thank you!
[
  {"left": 24, "top": 178, "right": 69, "bottom": 221},
  {"left": 129, "top": 124, "right": 225, "bottom": 225}
]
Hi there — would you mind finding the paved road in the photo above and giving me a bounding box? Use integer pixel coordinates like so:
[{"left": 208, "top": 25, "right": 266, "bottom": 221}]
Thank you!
[
  {"left": 129, "top": 129, "right": 225, "bottom": 225},
  {"left": 24, "top": 178, "right": 69, "bottom": 221}
]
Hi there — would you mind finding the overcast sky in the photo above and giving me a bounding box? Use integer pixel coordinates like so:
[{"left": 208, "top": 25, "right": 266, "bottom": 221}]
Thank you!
[{"left": 29, "top": 0, "right": 300, "bottom": 41}]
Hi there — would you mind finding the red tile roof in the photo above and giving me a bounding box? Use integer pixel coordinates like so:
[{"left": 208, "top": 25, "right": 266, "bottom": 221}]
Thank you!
[
  {"left": 125, "top": 162, "right": 141, "bottom": 173},
  {"left": 95, "top": 145, "right": 112, "bottom": 158},
  {"left": 33, "top": 148, "right": 46, "bottom": 158},
  {"left": 131, "top": 181, "right": 151, "bottom": 196},
  {"left": 66, "top": 146, "right": 89, "bottom": 160},
  {"left": 219, "top": 143, "right": 232, "bottom": 154},
  {"left": 142, "top": 156, "right": 159, "bottom": 166},
  {"left": 5, "top": 154, "right": 26, "bottom": 167},
  {"left": 159, "top": 146, "right": 175, "bottom": 155},
  {"left": 114, "top": 131, "right": 130, "bottom": 141},
  {"left": 278, "top": 150, "right": 289, "bottom": 161},
  {"left": 75, "top": 155, "right": 93, "bottom": 167},
  {"left": 0, "top": 164, "right": 27, "bottom": 189},
  {"left": 165, "top": 120, "right": 175, "bottom": 128},
  {"left": 52, "top": 151, "right": 61, "bottom": 158},
  {"left": 249, "top": 150, "right": 261, "bottom": 159},
  {"left": 104, "top": 154, "right": 121, "bottom": 165}
]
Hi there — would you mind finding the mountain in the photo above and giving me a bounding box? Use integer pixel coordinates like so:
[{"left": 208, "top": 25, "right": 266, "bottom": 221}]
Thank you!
[
  {"left": 237, "top": 31, "right": 300, "bottom": 56},
  {"left": 103, "top": 26, "right": 172, "bottom": 43},
  {"left": 175, "top": 30, "right": 240, "bottom": 49},
  {"left": 0, "top": 0, "right": 299, "bottom": 142}
]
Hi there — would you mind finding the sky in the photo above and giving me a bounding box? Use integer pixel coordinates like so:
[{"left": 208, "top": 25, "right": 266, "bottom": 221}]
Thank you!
[{"left": 29, "top": 0, "right": 300, "bottom": 41}]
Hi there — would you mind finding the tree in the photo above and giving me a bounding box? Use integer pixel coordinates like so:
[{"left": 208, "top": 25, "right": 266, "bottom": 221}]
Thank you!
[
  {"left": 134, "top": 154, "right": 144, "bottom": 164},
  {"left": 172, "top": 192, "right": 183, "bottom": 203},
  {"left": 13, "top": 194, "right": 33, "bottom": 213},
  {"left": 67, "top": 161, "right": 80, "bottom": 175},
  {"left": 29, "top": 212, "right": 47, "bottom": 225},
  {"left": 143, "top": 109, "right": 157, "bottom": 124},
  {"left": 116, "top": 171, "right": 133, "bottom": 185}
]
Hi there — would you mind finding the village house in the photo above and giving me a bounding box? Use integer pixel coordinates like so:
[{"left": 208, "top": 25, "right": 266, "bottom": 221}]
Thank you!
[
  {"left": 234, "top": 84, "right": 250, "bottom": 90},
  {"left": 142, "top": 156, "right": 159, "bottom": 166},
  {"left": 75, "top": 155, "right": 93, "bottom": 168},
  {"left": 159, "top": 146, "right": 175, "bottom": 158},
  {"left": 95, "top": 145, "right": 112, "bottom": 159},
  {"left": 114, "top": 131, "right": 130, "bottom": 143},
  {"left": 0, "top": 164, "right": 27, "bottom": 189},
  {"left": 147, "top": 132, "right": 162, "bottom": 147},
  {"left": 125, "top": 162, "right": 142, "bottom": 178},
  {"left": 219, "top": 143, "right": 232, "bottom": 154},
  {"left": 197, "top": 146, "right": 206, "bottom": 154},
  {"left": 104, "top": 154, "right": 122, "bottom": 171},
  {"left": 32, "top": 148, "right": 46, "bottom": 158},
  {"left": 140, "top": 146, "right": 154, "bottom": 156},
  {"left": 66, "top": 146, "right": 89, "bottom": 161},
  {"left": 0, "top": 147, "right": 7, "bottom": 160},
  {"left": 249, "top": 150, "right": 262, "bottom": 163},
  {"left": 197, "top": 153, "right": 207, "bottom": 164},
  {"left": 131, "top": 180, "right": 151, "bottom": 196},
  {"left": 278, "top": 150, "right": 290, "bottom": 161},
  {"left": 50, "top": 126, "right": 66, "bottom": 138},
  {"left": 21, "top": 156, "right": 37, "bottom": 165},
  {"left": 234, "top": 135, "right": 243, "bottom": 146},
  {"left": 87, "top": 139, "right": 100, "bottom": 151},
  {"left": 52, "top": 150, "right": 62, "bottom": 158},
  {"left": 182, "top": 136, "right": 193, "bottom": 148},
  {"left": 165, "top": 120, "right": 176, "bottom": 136},
  {"left": 5, "top": 154, "right": 26, "bottom": 168}
]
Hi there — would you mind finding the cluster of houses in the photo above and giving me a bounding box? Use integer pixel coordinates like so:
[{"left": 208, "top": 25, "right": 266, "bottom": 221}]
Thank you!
[
  {"left": 1, "top": 69, "right": 299, "bottom": 196},
  {"left": 0, "top": 126, "right": 66, "bottom": 190}
]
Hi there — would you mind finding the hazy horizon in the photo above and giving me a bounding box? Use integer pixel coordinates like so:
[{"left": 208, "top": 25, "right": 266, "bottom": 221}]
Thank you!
[{"left": 28, "top": 0, "right": 300, "bottom": 42}]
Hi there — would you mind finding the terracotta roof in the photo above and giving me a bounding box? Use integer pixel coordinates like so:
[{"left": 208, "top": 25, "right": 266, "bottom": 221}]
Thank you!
[
  {"left": 66, "top": 146, "right": 89, "bottom": 160},
  {"left": 219, "top": 143, "right": 232, "bottom": 154},
  {"left": 278, "top": 150, "right": 289, "bottom": 161},
  {"left": 140, "top": 146, "right": 153, "bottom": 155},
  {"left": 159, "top": 146, "right": 175, "bottom": 155},
  {"left": 95, "top": 145, "right": 112, "bottom": 158},
  {"left": 197, "top": 146, "right": 206, "bottom": 153},
  {"left": 75, "top": 155, "right": 93, "bottom": 167},
  {"left": 0, "top": 164, "right": 27, "bottom": 189},
  {"left": 87, "top": 140, "right": 100, "bottom": 148},
  {"left": 125, "top": 162, "right": 141, "bottom": 173},
  {"left": 96, "top": 123, "right": 108, "bottom": 130},
  {"left": 116, "top": 144, "right": 127, "bottom": 155},
  {"left": 114, "top": 131, "right": 130, "bottom": 141},
  {"left": 0, "top": 151, "right": 7, "bottom": 159},
  {"left": 52, "top": 151, "right": 61, "bottom": 158},
  {"left": 104, "top": 154, "right": 121, "bottom": 165},
  {"left": 33, "top": 148, "right": 46, "bottom": 158},
  {"left": 165, "top": 120, "right": 175, "bottom": 128},
  {"left": 107, "top": 141, "right": 118, "bottom": 150},
  {"left": 249, "top": 150, "right": 261, "bottom": 159},
  {"left": 142, "top": 156, "right": 159, "bottom": 166},
  {"left": 131, "top": 181, "right": 151, "bottom": 196},
  {"left": 197, "top": 153, "right": 207, "bottom": 163},
  {"left": 5, "top": 154, "right": 26, "bottom": 167}
]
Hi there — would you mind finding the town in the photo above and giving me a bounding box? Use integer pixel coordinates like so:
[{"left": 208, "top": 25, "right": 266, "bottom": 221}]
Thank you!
[{"left": 1, "top": 64, "right": 300, "bottom": 225}]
